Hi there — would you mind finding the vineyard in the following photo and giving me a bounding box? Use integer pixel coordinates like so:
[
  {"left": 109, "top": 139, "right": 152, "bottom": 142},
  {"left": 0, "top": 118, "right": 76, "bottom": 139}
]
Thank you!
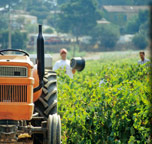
[{"left": 57, "top": 51, "right": 152, "bottom": 144}]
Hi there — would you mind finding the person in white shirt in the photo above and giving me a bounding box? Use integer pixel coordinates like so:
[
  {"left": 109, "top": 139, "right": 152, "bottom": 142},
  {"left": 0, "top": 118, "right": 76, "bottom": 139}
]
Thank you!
[
  {"left": 138, "top": 51, "right": 150, "bottom": 65},
  {"left": 53, "top": 48, "right": 76, "bottom": 78}
]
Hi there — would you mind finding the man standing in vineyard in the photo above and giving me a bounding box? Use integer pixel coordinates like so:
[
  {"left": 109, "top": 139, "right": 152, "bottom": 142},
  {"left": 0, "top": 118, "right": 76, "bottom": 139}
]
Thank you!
[
  {"left": 53, "top": 48, "right": 76, "bottom": 78},
  {"left": 138, "top": 51, "right": 150, "bottom": 64}
]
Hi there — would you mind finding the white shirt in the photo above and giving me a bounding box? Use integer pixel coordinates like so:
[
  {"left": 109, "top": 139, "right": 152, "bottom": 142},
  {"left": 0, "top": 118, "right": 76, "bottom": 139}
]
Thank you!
[
  {"left": 138, "top": 58, "right": 150, "bottom": 64},
  {"left": 53, "top": 59, "right": 73, "bottom": 78}
]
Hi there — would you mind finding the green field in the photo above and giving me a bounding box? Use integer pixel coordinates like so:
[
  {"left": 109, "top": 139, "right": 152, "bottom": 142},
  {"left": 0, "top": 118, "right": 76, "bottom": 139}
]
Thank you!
[{"left": 57, "top": 51, "right": 151, "bottom": 144}]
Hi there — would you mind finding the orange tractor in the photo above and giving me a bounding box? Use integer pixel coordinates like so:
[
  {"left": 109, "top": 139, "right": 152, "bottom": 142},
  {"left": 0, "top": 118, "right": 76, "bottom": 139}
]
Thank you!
[{"left": 0, "top": 25, "right": 61, "bottom": 144}]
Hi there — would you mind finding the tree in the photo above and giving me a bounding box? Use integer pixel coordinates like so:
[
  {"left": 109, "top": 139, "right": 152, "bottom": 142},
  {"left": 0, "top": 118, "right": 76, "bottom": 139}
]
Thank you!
[
  {"left": 97, "top": 0, "right": 150, "bottom": 6},
  {"left": 44, "top": 27, "right": 54, "bottom": 33},
  {"left": 47, "top": 13, "right": 59, "bottom": 28},
  {"left": 0, "top": 15, "right": 8, "bottom": 31},
  {"left": 24, "top": 24, "right": 38, "bottom": 33},
  {"left": 57, "top": 0, "right": 69, "bottom": 5},
  {"left": 133, "top": 0, "right": 151, "bottom": 5},
  {"left": 23, "top": 0, "right": 57, "bottom": 23},
  {"left": 12, "top": 31, "right": 27, "bottom": 50},
  {"left": 97, "top": 0, "right": 133, "bottom": 6},
  {"left": 91, "top": 24, "right": 119, "bottom": 50},
  {"left": 132, "top": 32, "right": 148, "bottom": 50},
  {"left": 0, "top": 30, "right": 27, "bottom": 50},
  {"left": 124, "top": 10, "right": 149, "bottom": 34},
  {"left": 0, "top": 0, "right": 20, "bottom": 7},
  {"left": 57, "top": 0, "right": 101, "bottom": 42},
  {"left": 0, "top": 0, "right": 21, "bottom": 29},
  {"left": 125, "top": 16, "right": 140, "bottom": 34},
  {"left": 43, "top": 0, "right": 57, "bottom": 10}
]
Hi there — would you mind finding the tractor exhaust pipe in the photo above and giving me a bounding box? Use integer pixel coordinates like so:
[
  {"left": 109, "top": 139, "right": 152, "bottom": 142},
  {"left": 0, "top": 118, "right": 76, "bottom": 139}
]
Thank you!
[
  {"left": 34, "top": 25, "right": 44, "bottom": 93},
  {"left": 37, "top": 25, "right": 44, "bottom": 81}
]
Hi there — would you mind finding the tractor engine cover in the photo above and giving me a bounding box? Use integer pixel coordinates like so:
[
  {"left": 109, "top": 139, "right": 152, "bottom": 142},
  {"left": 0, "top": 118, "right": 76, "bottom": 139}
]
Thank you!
[{"left": 0, "top": 55, "right": 34, "bottom": 120}]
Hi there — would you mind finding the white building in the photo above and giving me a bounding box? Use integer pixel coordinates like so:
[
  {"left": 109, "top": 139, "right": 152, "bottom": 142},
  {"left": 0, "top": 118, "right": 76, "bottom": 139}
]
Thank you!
[{"left": 11, "top": 14, "right": 37, "bottom": 25}]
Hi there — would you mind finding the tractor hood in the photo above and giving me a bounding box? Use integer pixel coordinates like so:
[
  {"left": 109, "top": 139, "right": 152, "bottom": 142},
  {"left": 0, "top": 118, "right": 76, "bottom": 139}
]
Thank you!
[{"left": 0, "top": 55, "right": 34, "bottom": 68}]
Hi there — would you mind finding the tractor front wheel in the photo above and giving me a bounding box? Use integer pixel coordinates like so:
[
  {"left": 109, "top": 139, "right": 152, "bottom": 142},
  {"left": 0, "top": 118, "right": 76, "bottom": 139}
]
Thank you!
[{"left": 47, "top": 114, "right": 61, "bottom": 144}]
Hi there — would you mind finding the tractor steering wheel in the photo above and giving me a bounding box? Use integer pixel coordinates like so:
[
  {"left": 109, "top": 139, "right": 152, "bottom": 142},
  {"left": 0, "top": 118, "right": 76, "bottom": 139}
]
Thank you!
[{"left": 0, "top": 49, "right": 29, "bottom": 56}]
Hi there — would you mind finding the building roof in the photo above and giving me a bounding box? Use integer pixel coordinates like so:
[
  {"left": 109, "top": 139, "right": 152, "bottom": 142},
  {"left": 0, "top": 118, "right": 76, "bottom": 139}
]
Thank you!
[{"left": 102, "top": 5, "right": 149, "bottom": 13}]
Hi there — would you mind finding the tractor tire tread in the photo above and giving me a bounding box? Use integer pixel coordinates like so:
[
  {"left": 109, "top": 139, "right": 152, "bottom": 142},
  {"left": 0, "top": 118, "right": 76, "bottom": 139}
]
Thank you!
[{"left": 34, "top": 69, "right": 57, "bottom": 120}]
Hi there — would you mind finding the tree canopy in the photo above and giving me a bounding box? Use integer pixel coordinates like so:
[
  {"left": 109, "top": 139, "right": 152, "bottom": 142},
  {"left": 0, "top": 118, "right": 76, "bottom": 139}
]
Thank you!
[
  {"left": 125, "top": 10, "right": 149, "bottom": 34},
  {"left": 57, "top": 0, "right": 69, "bottom": 5},
  {"left": 91, "top": 24, "right": 120, "bottom": 50},
  {"left": 0, "top": 0, "right": 20, "bottom": 8},
  {"left": 57, "top": 0, "right": 101, "bottom": 38},
  {"left": 97, "top": 0, "right": 151, "bottom": 6}
]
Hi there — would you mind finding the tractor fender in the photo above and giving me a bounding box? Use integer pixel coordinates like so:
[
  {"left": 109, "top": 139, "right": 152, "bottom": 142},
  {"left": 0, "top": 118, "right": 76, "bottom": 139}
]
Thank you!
[{"left": 33, "top": 64, "right": 42, "bottom": 102}]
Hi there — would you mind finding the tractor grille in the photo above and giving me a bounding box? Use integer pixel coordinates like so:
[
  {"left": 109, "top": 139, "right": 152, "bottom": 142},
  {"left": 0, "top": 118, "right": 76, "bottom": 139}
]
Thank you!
[
  {"left": 0, "top": 66, "right": 27, "bottom": 77},
  {"left": 0, "top": 85, "right": 27, "bottom": 102}
]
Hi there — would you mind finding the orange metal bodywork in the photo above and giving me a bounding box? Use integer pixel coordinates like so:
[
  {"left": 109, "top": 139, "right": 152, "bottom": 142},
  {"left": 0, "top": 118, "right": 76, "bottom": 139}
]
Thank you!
[
  {"left": 0, "top": 55, "right": 41, "bottom": 120},
  {"left": 33, "top": 64, "right": 42, "bottom": 102}
]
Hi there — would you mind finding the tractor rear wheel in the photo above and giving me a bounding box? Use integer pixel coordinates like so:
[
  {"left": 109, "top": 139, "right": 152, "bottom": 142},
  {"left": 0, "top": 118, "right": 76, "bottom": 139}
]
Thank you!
[
  {"left": 34, "top": 70, "right": 58, "bottom": 119},
  {"left": 47, "top": 114, "right": 61, "bottom": 144}
]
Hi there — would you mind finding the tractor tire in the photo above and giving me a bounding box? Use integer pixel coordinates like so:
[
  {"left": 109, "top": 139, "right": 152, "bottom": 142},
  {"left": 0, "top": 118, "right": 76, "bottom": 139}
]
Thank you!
[
  {"left": 47, "top": 114, "right": 61, "bottom": 144},
  {"left": 34, "top": 70, "right": 58, "bottom": 120}
]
